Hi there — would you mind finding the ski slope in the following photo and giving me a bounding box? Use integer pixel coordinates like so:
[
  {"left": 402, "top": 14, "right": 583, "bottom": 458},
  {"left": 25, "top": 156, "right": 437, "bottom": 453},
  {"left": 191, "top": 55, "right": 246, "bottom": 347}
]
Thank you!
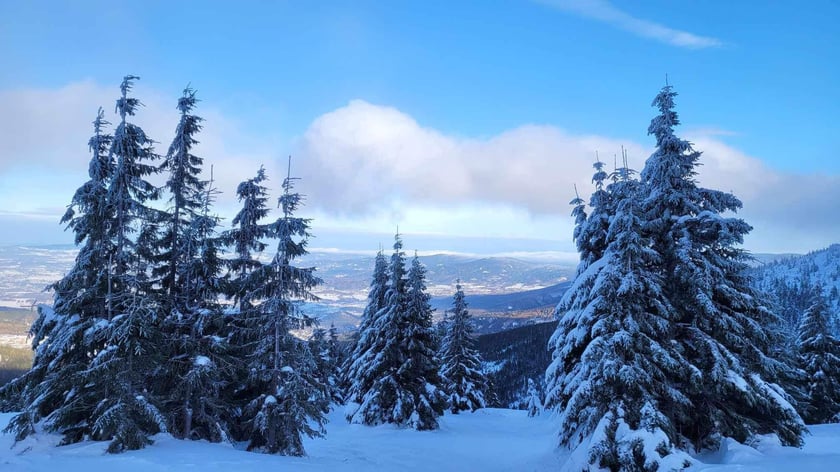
[{"left": 2, "top": 408, "right": 839, "bottom": 471}]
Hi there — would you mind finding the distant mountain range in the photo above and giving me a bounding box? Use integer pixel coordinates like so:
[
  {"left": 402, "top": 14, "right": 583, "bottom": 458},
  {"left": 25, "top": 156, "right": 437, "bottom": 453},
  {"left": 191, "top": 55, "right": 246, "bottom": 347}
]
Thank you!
[{"left": 0, "top": 245, "right": 577, "bottom": 334}]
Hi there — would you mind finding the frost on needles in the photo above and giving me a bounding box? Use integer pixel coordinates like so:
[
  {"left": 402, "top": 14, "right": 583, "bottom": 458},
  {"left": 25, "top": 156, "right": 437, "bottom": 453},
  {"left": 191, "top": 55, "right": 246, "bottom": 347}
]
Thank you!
[
  {"left": 0, "top": 77, "right": 334, "bottom": 456},
  {"left": 545, "top": 84, "right": 806, "bottom": 471}
]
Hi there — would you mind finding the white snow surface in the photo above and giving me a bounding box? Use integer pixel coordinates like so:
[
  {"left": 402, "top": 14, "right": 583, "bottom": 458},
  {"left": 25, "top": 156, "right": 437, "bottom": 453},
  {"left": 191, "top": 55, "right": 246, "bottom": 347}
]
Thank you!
[{"left": 2, "top": 409, "right": 839, "bottom": 471}]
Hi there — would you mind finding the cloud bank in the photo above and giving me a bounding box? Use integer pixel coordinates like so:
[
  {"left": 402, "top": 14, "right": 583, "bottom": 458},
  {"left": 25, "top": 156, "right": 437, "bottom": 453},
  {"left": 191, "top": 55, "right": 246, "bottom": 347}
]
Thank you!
[
  {"left": 294, "top": 100, "right": 839, "bottom": 253},
  {"left": 1, "top": 82, "right": 837, "bottom": 253}
]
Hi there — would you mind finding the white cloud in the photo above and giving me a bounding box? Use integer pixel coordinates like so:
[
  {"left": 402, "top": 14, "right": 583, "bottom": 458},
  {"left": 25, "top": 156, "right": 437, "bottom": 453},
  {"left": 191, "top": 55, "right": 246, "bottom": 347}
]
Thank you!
[
  {"left": 294, "top": 100, "right": 645, "bottom": 215},
  {"left": 535, "top": 0, "right": 723, "bottom": 49},
  {"left": 295, "top": 100, "right": 839, "bottom": 254},
  {"left": 1, "top": 82, "right": 837, "bottom": 254}
]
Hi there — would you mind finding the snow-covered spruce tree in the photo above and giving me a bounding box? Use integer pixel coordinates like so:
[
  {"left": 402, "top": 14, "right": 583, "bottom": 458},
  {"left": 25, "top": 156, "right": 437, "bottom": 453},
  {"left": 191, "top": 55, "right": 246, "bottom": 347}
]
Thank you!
[
  {"left": 223, "top": 166, "right": 272, "bottom": 311},
  {"left": 10, "top": 77, "right": 166, "bottom": 452},
  {"left": 84, "top": 75, "right": 167, "bottom": 452},
  {"left": 150, "top": 88, "right": 234, "bottom": 442},
  {"left": 525, "top": 378, "right": 543, "bottom": 418},
  {"left": 235, "top": 160, "right": 327, "bottom": 455},
  {"left": 640, "top": 84, "right": 804, "bottom": 449},
  {"left": 544, "top": 158, "right": 616, "bottom": 419},
  {"left": 346, "top": 236, "right": 446, "bottom": 430},
  {"left": 796, "top": 293, "right": 840, "bottom": 424},
  {"left": 440, "top": 281, "right": 489, "bottom": 413},
  {"left": 1, "top": 108, "right": 114, "bottom": 440},
  {"left": 343, "top": 250, "right": 389, "bottom": 407},
  {"left": 310, "top": 326, "right": 343, "bottom": 405},
  {"left": 546, "top": 163, "right": 693, "bottom": 471},
  {"left": 400, "top": 253, "right": 447, "bottom": 427},
  {"left": 156, "top": 86, "right": 206, "bottom": 302}
]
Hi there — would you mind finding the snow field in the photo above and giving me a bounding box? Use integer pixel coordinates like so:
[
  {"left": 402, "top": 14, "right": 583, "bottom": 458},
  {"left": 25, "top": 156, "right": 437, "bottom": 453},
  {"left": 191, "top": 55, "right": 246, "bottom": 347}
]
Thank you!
[{"left": 3, "top": 409, "right": 840, "bottom": 472}]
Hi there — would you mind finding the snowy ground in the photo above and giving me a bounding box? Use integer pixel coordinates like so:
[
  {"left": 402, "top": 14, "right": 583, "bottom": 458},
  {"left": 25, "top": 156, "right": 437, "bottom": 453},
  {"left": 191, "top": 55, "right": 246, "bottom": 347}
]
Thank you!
[{"left": 1, "top": 408, "right": 838, "bottom": 471}]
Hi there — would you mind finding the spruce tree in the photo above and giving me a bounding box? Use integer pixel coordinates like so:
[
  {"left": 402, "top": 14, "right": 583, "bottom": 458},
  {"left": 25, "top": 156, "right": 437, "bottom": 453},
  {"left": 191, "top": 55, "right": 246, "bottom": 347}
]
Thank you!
[
  {"left": 344, "top": 250, "right": 389, "bottom": 408},
  {"left": 311, "top": 327, "right": 343, "bottom": 405},
  {"left": 7, "top": 77, "right": 167, "bottom": 452},
  {"left": 525, "top": 378, "right": 543, "bottom": 418},
  {"left": 156, "top": 86, "right": 206, "bottom": 302},
  {"left": 546, "top": 163, "right": 692, "bottom": 470},
  {"left": 640, "top": 84, "right": 804, "bottom": 449},
  {"left": 797, "top": 293, "right": 840, "bottom": 424},
  {"left": 87, "top": 75, "right": 166, "bottom": 452},
  {"left": 235, "top": 160, "right": 327, "bottom": 455},
  {"left": 440, "top": 281, "right": 489, "bottom": 413},
  {"left": 547, "top": 85, "right": 804, "bottom": 467},
  {"left": 150, "top": 87, "right": 233, "bottom": 442},
  {"left": 224, "top": 166, "right": 272, "bottom": 311},
  {"left": 346, "top": 236, "right": 446, "bottom": 430},
  {"left": 401, "top": 253, "right": 447, "bottom": 427},
  {"left": 2, "top": 108, "right": 114, "bottom": 441}
]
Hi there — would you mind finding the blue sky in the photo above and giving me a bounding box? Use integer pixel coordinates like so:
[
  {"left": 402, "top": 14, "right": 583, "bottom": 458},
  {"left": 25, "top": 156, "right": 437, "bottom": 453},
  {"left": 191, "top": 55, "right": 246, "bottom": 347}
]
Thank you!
[{"left": 1, "top": 0, "right": 838, "bottom": 253}]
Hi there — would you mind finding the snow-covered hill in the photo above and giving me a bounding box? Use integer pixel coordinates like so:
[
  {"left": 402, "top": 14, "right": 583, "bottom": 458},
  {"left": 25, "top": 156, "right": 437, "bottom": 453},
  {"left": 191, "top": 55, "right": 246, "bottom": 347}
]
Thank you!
[
  {"left": 3, "top": 408, "right": 839, "bottom": 471},
  {"left": 750, "top": 244, "right": 840, "bottom": 330},
  {"left": 751, "top": 244, "right": 840, "bottom": 299}
]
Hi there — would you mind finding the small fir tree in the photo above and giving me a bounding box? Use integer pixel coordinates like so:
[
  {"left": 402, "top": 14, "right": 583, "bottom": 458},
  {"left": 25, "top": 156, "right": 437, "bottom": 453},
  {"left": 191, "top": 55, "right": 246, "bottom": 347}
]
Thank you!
[
  {"left": 440, "top": 281, "right": 489, "bottom": 413},
  {"left": 525, "top": 378, "right": 543, "bottom": 418},
  {"left": 344, "top": 250, "right": 389, "bottom": 408}
]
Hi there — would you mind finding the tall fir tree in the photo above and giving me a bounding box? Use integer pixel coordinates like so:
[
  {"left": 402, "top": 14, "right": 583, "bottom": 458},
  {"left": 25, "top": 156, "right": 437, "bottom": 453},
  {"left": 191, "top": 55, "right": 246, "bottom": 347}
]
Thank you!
[
  {"left": 235, "top": 160, "right": 328, "bottom": 455},
  {"left": 86, "top": 75, "right": 167, "bottom": 452},
  {"left": 5, "top": 77, "right": 169, "bottom": 453},
  {"left": 440, "top": 281, "right": 489, "bottom": 413},
  {"left": 156, "top": 86, "right": 206, "bottom": 302},
  {"left": 401, "top": 253, "right": 447, "bottom": 427},
  {"left": 547, "top": 84, "right": 805, "bottom": 469},
  {"left": 640, "top": 84, "right": 803, "bottom": 450},
  {"left": 151, "top": 88, "right": 233, "bottom": 442},
  {"left": 796, "top": 293, "right": 840, "bottom": 424},
  {"left": 2, "top": 108, "right": 114, "bottom": 440}
]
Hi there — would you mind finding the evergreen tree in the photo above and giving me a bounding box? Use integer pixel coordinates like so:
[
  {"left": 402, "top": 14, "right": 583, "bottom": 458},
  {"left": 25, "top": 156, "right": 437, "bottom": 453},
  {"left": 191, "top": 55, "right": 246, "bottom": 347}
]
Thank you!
[
  {"left": 640, "top": 84, "right": 804, "bottom": 450},
  {"left": 797, "top": 293, "right": 840, "bottom": 424},
  {"left": 224, "top": 166, "right": 271, "bottom": 311},
  {"left": 235, "top": 160, "right": 327, "bottom": 455},
  {"left": 310, "top": 326, "right": 343, "bottom": 405},
  {"left": 344, "top": 250, "right": 389, "bottom": 406},
  {"left": 525, "top": 378, "right": 542, "bottom": 418},
  {"left": 440, "top": 281, "right": 489, "bottom": 413},
  {"left": 156, "top": 86, "right": 206, "bottom": 302},
  {"left": 9, "top": 78, "right": 166, "bottom": 453},
  {"left": 547, "top": 85, "right": 804, "bottom": 468},
  {"left": 86, "top": 75, "right": 166, "bottom": 452},
  {"left": 2, "top": 108, "right": 114, "bottom": 441},
  {"left": 158, "top": 174, "right": 233, "bottom": 442},
  {"left": 148, "top": 88, "right": 233, "bottom": 442},
  {"left": 346, "top": 236, "right": 446, "bottom": 430},
  {"left": 546, "top": 163, "right": 692, "bottom": 470},
  {"left": 400, "top": 253, "right": 447, "bottom": 427}
]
